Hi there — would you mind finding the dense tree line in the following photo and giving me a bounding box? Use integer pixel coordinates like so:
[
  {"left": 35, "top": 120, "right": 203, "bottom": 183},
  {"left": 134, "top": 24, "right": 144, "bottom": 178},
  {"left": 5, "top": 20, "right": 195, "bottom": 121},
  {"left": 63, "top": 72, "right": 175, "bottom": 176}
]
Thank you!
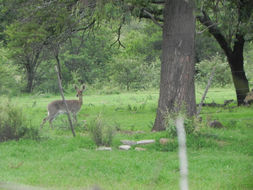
[{"left": 0, "top": 0, "right": 252, "bottom": 131}]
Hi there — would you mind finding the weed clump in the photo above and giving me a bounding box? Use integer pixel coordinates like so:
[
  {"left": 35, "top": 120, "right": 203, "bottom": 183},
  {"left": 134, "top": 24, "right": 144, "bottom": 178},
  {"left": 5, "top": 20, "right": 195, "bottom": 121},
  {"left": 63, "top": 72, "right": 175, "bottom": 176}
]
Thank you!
[
  {"left": 165, "top": 112, "right": 201, "bottom": 137},
  {"left": 0, "top": 102, "right": 39, "bottom": 142},
  {"left": 87, "top": 115, "right": 115, "bottom": 147}
]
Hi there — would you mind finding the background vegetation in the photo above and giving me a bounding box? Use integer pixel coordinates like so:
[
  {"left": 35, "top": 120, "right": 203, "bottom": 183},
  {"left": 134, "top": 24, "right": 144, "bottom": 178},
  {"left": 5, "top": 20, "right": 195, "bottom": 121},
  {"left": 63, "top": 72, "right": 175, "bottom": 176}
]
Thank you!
[
  {"left": 1, "top": 19, "right": 252, "bottom": 95},
  {"left": 0, "top": 0, "right": 252, "bottom": 189}
]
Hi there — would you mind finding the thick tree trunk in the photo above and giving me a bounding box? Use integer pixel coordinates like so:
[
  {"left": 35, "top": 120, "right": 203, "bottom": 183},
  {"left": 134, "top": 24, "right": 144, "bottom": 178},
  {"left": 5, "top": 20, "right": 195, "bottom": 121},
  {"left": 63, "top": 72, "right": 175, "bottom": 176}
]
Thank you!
[
  {"left": 229, "top": 62, "right": 249, "bottom": 105},
  {"left": 152, "top": 0, "right": 196, "bottom": 131},
  {"left": 228, "top": 35, "right": 249, "bottom": 105}
]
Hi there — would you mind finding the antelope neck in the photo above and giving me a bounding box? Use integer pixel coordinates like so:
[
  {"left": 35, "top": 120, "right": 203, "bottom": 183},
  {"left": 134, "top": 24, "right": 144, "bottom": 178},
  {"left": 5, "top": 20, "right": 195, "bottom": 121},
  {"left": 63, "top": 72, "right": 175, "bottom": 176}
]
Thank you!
[{"left": 79, "top": 96, "right": 83, "bottom": 105}]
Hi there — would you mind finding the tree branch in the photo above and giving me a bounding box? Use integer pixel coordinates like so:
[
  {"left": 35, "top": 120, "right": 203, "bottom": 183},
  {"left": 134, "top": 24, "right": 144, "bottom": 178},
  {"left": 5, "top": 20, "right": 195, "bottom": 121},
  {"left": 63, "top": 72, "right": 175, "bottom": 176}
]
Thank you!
[
  {"left": 196, "top": 23, "right": 217, "bottom": 34},
  {"left": 111, "top": 17, "right": 125, "bottom": 48},
  {"left": 142, "top": 9, "right": 163, "bottom": 28},
  {"left": 197, "top": 66, "right": 216, "bottom": 117},
  {"left": 73, "top": 19, "right": 96, "bottom": 32},
  {"left": 151, "top": 0, "right": 165, "bottom": 4},
  {"left": 139, "top": 7, "right": 164, "bottom": 28},
  {"left": 196, "top": 11, "right": 232, "bottom": 57},
  {"left": 55, "top": 65, "right": 76, "bottom": 137}
]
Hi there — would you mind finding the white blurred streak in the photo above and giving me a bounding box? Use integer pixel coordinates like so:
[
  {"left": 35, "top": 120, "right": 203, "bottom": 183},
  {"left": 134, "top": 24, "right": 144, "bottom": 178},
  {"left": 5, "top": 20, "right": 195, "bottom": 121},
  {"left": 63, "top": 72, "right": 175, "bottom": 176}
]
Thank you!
[{"left": 176, "top": 117, "right": 189, "bottom": 190}]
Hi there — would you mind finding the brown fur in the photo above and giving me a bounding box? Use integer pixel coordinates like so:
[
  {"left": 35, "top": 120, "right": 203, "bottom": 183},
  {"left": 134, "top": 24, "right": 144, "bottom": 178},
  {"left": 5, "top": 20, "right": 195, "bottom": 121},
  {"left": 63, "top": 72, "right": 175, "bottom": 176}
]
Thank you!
[{"left": 40, "top": 85, "right": 85, "bottom": 128}]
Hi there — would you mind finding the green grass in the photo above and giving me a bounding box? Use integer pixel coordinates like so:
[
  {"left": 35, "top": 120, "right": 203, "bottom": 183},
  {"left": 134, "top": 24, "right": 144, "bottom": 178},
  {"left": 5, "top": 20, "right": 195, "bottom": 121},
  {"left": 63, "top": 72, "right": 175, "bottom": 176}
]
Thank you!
[{"left": 0, "top": 88, "right": 253, "bottom": 190}]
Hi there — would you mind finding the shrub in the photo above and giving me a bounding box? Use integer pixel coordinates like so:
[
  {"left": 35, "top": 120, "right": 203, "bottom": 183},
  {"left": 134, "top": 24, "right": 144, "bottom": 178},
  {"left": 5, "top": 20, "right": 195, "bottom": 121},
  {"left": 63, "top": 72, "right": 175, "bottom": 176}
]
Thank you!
[
  {"left": 0, "top": 102, "right": 40, "bottom": 142},
  {"left": 165, "top": 111, "right": 200, "bottom": 137},
  {"left": 195, "top": 55, "right": 232, "bottom": 87},
  {"left": 109, "top": 54, "right": 160, "bottom": 90},
  {"left": 166, "top": 117, "right": 196, "bottom": 137},
  {"left": 244, "top": 47, "right": 253, "bottom": 86},
  {"left": 0, "top": 54, "right": 21, "bottom": 95},
  {"left": 87, "top": 115, "right": 115, "bottom": 147}
]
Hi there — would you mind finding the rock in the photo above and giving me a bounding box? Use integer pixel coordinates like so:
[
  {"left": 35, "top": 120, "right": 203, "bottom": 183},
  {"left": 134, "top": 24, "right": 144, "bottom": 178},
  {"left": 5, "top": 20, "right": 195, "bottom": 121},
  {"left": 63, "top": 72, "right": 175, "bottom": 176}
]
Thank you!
[
  {"left": 96, "top": 146, "right": 112, "bottom": 151},
  {"left": 137, "top": 140, "right": 155, "bottom": 145},
  {"left": 159, "top": 138, "right": 170, "bottom": 145},
  {"left": 120, "top": 140, "right": 137, "bottom": 145},
  {"left": 119, "top": 145, "right": 131, "bottom": 150},
  {"left": 135, "top": 147, "right": 146, "bottom": 151},
  {"left": 209, "top": 120, "right": 224, "bottom": 129}
]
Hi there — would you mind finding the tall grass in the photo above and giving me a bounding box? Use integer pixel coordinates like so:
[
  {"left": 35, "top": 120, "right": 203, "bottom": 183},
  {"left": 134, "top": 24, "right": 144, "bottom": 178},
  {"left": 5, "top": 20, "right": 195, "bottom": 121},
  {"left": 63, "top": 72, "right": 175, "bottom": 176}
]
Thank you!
[{"left": 87, "top": 114, "right": 115, "bottom": 147}]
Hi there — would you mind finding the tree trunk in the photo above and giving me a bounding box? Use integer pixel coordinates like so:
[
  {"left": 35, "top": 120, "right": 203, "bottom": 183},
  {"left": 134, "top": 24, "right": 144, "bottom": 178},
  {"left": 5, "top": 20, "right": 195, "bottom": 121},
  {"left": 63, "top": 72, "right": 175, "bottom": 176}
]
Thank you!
[
  {"left": 228, "top": 35, "right": 249, "bottom": 105},
  {"left": 24, "top": 51, "right": 41, "bottom": 93},
  {"left": 152, "top": 0, "right": 196, "bottom": 131},
  {"left": 26, "top": 71, "right": 34, "bottom": 93},
  {"left": 24, "top": 62, "right": 35, "bottom": 93},
  {"left": 229, "top": 62, "right": 249, "bottom": 105}
]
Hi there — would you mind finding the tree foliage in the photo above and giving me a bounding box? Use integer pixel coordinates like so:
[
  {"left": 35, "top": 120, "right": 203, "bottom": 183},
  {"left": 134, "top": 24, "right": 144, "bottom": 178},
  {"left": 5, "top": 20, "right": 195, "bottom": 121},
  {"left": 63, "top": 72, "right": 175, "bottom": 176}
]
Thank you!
[
  {"left": 0, "top": 47, "right": 20, "bottom": 95},
  {"left": 0, "top": 0, "right": 252, "bottom": 109},
  {"left": 1, "top": 0, "right": 86, "bottom": 92}
]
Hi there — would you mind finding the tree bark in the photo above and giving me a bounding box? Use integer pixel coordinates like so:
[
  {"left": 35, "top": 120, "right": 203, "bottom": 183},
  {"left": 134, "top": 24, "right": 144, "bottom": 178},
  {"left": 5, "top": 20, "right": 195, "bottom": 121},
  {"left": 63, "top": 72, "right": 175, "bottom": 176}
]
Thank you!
[
  {"left": 228, "top": 34, "right": 249, "bottom": 105},
  {"left": 152, "top": 0, "right": 196, "bottom": 131}
]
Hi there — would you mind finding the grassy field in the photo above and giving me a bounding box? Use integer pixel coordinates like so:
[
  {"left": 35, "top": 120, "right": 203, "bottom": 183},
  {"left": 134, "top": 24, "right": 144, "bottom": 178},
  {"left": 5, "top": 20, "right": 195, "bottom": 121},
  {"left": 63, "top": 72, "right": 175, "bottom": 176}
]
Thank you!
[{"left": 0, "top": 88, "right": 253, "bottom": 190}]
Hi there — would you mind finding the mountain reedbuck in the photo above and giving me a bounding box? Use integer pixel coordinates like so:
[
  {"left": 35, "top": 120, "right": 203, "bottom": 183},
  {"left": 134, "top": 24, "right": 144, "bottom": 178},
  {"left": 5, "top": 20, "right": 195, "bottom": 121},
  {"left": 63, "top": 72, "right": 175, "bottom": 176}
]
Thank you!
[{"left": 41, "top": 84, "right": 85, "bottom": 128}]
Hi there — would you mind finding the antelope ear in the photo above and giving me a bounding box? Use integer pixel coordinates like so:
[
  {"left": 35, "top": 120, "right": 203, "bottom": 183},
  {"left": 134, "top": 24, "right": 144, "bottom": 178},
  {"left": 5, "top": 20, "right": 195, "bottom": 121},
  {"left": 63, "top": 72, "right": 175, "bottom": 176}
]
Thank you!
[
  {"left": 81, "top": 84, "right": 86, "bottom": 91},
  {"left": 74, "top": 85, "right": 78, "bottom": 91}
]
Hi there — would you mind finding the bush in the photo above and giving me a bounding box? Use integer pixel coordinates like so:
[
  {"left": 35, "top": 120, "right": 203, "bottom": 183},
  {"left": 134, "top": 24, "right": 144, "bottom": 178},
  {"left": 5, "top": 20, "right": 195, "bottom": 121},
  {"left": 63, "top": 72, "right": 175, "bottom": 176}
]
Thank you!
[
  {"left": 244, "top": 46, "right": 253, "bottom": 87},
  {"left": 166, "top": 117, "right": 196, "bottom": 137},
  {"left": 0, "top": 102, "right": 40, "bottom": 142},
  {"left": 87, "top": 115, "right": 115, "bottom": 147},
  {"left": 165, "top": 111, "right": 200, "bottom": 137},
  {"left": 0, "top": 48, "right": 21, "bottom": 95},
  {"left": 195, "top": 55, "right": 232, "bottom": 87},
  {"left": 109, "top": 53, "right": 160, "bottom": 90}
]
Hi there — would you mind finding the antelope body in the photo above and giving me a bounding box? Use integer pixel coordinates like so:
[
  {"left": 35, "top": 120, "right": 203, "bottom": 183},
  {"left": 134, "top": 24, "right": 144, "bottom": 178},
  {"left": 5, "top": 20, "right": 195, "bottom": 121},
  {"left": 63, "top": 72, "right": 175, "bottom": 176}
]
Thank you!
[{"left": 41, "top": 84, "right": 85, "bottom": 128}]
